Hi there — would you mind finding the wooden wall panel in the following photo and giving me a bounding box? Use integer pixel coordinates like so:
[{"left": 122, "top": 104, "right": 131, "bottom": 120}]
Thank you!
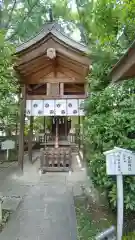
[{"left": 50, "top": 83, "right": 59, "bottom": 96}]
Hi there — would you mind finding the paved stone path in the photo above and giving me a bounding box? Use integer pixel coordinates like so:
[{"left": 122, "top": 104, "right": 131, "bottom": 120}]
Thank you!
[
  {"left": 0, "top": 182, "right": 77, "bottom": 240},
  {"left": 0, "top": 154, "right": 87, "bottom": 240}
]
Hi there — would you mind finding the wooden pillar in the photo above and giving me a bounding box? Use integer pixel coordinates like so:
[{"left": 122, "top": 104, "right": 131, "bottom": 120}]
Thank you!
[
  {"left": 43, "top": 116, "right": 46, "bottom": 149},
  {"left": 82, "top": 116, "right": 85, "bottom": 160},
  {"left": 15, "top": 112, "right": 18, "bottom": 151},
  {"left": 28, "top": 116, "right": 33, "bottom": 162},
  {"left": 44, "top": 116, "right": 46, "bottom": 132},
  {"left": 47, "top": 83, "right": 51, "bottom": 96},
  {"left": 65, "top": 117, "right": 67, "bottom": 140},
  {"left": 55, "top": 117, "right": 59, "bottom": 148},
  {"left": 18, "top": 85, "right": 26, "bottom": 171},
  {"left": 60, "top": 83, "right": 64, "bottom": 96},
  {"left": 78, "top": 115, "right": 81, "bottom": 149}
]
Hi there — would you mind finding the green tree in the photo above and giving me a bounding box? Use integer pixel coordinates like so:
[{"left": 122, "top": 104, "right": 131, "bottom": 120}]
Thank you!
[
  {"left": 0, "top": 30, "right": 19, "bottom": 134},
  {"left": 0, "top": 0, "right": 79, "bottom": 43},
  {"left": 77, "top": 0, "right": 135, "bottom": 213}
]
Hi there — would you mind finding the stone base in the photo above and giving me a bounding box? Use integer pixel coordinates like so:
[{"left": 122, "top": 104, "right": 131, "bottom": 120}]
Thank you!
[{"left": 41, "top": 166, "right": 71, "bottom": 173}]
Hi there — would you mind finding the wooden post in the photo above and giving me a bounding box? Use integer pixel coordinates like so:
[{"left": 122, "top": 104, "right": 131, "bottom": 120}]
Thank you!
[
  {"left": 40, "top": 148, "right": 44, "bottom": 169},
  {"left": 60, "top": 83, "right": 64, "bottom": 96},
  {"left": 44, "top": 116, "right": 46, "bottom": 150},
  {"left": 15, "top": 112, "right": 18, "bottom": 152},
  {"left": 55, "top": 117, "right": 59, "bottom": 148},
  {"left": 47, "top": 83, "right": 51, "bottom": 96},
  {"left": 18, "top": 85, "right": 26, "bottom": 171},
  {"left": 44, "top": 116, "right": 45, "bottom": 141},
  {"left": 28, "top": 116, "right": 33, "bottom": 162},
  {"left": 78, "top": 115, "right": 81, "bottom": 149},
  {"left": 65, "top": 117, "right": 67, "bottom": 140},
  {"left": 82, "top": 116, "right": 85, "bottom": 160}
]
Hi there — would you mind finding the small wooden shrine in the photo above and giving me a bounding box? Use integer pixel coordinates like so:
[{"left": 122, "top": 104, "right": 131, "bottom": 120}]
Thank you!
[
  {"left": 110, "top": 39, "right": 135, "bottom": 82},
  {"left": 14, "top": 22, "right": 91, "bottom": 171}
]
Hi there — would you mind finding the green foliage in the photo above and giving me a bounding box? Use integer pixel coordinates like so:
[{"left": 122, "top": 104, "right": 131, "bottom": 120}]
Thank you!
[
  {"left": 75, "top": 198, "right": 115, "bottom": 239},
  {"left": 0, "top": 30, "right": 19, "bottom": 133},
  {"left": 123, "top": 232, "right": 135, "bottom": 239},
  {"left": 24, "top": 117, "right": 52, "bottom": 136},
  {"left": 80, "top": 0, "right": 135, "bottom": 216},
  {"left": 85, "top": 61, "right": 135, "bottom": 211},
  {"left": 0, "top": 0, "right": 79, "bottom": 43}
]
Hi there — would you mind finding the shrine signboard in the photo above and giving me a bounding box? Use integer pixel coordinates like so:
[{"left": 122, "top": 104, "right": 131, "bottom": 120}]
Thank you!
[
  {"left": 105, "top": 147, "right": 135, "bottom": 175},
  {"left": 1, "top": 140, "right": 15, "bottom": 150},
  {"left": 104, "top": 147, "right": 135, "bottom": 240},
  {"left": 1, "top": 140, "right": 15, "bottom": 161}
]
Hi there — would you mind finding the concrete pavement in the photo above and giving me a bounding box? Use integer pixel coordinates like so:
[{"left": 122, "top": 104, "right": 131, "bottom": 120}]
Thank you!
[{"left": 0, "top": 155, "right": 86, "bottom": 240}]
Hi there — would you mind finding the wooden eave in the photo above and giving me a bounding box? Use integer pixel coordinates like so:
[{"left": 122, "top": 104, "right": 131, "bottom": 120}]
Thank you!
[
  {"left": 14, "top": 22, "right": 91, "bottom": 86},
  {"left": 110, "top": 39, "right": 135, "bottom": 82}
]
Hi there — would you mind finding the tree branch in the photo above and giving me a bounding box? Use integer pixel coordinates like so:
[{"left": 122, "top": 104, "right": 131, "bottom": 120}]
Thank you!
[
  {"left": 6, "top": 0, "right": 39, "bottom": 41},
  {"left": 4, "top": 0, "right": 17, "bottom": 30}
]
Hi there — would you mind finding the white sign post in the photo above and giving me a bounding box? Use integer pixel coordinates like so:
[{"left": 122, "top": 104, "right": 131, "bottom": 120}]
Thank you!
[
  {"left": 1, "top": 140, "right": 15, "bottom": 160},
  {"left": 104, "top": 147, "right": 135, "bottom": 240}
]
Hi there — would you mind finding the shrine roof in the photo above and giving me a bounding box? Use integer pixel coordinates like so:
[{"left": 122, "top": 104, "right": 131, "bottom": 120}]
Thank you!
[
  {"left": 14, "top": 22, "right": 91, "bottom": 85},
  {"left": 16, "top": 22, "right": 89, "bottom": 54},
  {"left": 110, "top": 39, "right": 135, "bottom": 82}
]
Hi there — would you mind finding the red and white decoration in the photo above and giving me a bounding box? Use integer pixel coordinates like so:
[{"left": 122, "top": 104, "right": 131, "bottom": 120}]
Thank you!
[{"left": 26, "top": 99, "right": 85, "bottom": 116}]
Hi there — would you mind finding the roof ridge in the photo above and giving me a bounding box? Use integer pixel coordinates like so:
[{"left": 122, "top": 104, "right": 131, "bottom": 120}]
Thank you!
[{"left": 16, "top": 21, "right": 88, "bottom": 53}]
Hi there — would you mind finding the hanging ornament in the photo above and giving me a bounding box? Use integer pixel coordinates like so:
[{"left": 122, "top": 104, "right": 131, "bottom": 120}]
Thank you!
[{"left": 47, "top": 48, "right": 56, "bottom": 59}]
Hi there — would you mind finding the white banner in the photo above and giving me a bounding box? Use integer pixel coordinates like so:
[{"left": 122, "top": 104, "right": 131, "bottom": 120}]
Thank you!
[
  {"left": 44, "top": 100, "right": 55, "bottom": 116},
  {"left": 79, "top": 99, "right": 85, "bottom": 116},
  {"left": 67, "top": 99, "right": 78, "bottom": 116},
  {"left": 55, "top": 99, "right": 67, "bottom": 116},
  {"left": 31, "top": 100, "right": 44, "bottom": 116},
  {"left": 26, "top": 99, "right": 85, "bottom": 116},
  {"left": 26, "top": 100, "right": 31, "bottom": 116}
]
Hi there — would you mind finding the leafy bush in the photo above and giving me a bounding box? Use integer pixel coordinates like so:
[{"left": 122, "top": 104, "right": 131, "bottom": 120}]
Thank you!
[
  {"left": 84, "top": 51, "right": 135, "bottom": 211},
  {"left": 123, "top": 232, "right": 135, "bottom": 239}
]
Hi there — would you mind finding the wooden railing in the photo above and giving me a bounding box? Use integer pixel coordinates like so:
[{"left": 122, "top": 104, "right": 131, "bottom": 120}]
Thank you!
[
  {"left": 0, "top": 132, "right": 84, "bottom": 148},
  {"left": 36, "top": 133, "right": 80, "bottom": 144}
]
